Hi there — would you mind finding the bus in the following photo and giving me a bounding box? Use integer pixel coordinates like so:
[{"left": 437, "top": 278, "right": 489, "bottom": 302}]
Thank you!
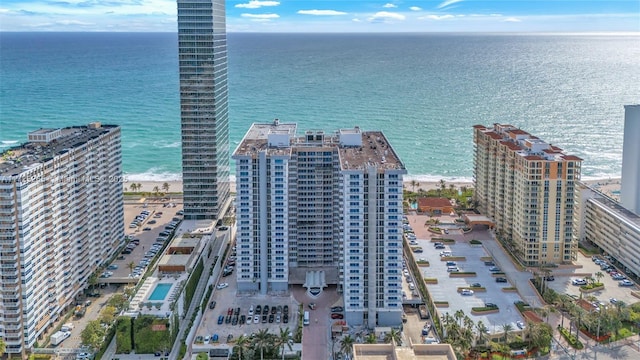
[{"left": 303, "top": 311, "right": 310, "bottom": 326}]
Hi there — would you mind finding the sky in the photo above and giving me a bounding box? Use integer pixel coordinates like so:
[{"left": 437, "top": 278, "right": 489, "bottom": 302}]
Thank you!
[{"left": 1, "top": 0, "right": 639, "bottom": 32}]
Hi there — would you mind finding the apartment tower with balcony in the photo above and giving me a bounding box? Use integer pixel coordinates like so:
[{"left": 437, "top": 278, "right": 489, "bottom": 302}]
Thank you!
[
  {"left": 473, "top": 124, "right": 582, "bottom": 266},
  {"left": 232, "top": 120, "right": 406, "bottom": 327},
  {"left": 0, "top": 123, "right": 124, "bottom": 355},
  {"left": 177, "top": 0, "right": 230, "bottom": 221}
]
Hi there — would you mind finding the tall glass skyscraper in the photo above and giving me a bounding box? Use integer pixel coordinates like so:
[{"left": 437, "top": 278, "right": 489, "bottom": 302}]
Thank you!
[{"left": 177, "top": 0, "right": 230, "bottom": 220}]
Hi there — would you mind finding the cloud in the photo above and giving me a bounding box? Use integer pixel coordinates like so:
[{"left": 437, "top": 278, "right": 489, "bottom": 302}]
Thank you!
[
  {"left": 56, "top": 19, "right": 93, "bottom": 25},
  {"left": 409, "top": 6, "right": 422, "bottom": 11},
  {"left": 437, "top": 0, "right": 463, "bottom": 9},
  {"left": 240, "top": 13, "right": 279, "bottom": 19},
  {"left": 382, "top": 3, "right": 397, "bottom": 8},
  {"left": 352, "top": 18, "right": 361, "bottom": 22},
  {"left": 368, "top": 11, "right": 405, "bottom": 22},
  {"left": 503, "top": 17, "right": 521, "bottom": 22},
  {"left": 235, "top": 1, "right": 279, "bottom": 9},
  {"left": 297, "top": 10, "right": 347, "bottom": 16},
  {"left": 421, "top": 14, "right": 455, "bottom": 20}
]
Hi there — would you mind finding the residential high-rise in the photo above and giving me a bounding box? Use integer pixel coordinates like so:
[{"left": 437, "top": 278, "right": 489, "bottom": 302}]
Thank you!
[
  {"left": 232, "top": 120, "right": 407, "bottom": 327},
  {"left": 177, "top": 0, "right": 230, "bottom": 220},
  {"left": 0, "top": 123, "right": 124, "bottom": 355},
  {"left": 473, "top": 124, "right": 582, "bottom": 266},
  {"left": 621, "top": 104, "right": 640, "bottom": 214}
]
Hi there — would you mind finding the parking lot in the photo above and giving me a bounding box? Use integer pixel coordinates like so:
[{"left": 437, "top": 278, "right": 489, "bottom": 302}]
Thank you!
[
  {"left": 194, "top": 250, "right": 300, "bottom": 350},
  {"left": 102, "top": 203, "right": 183, "bottom": 282},
  {"left": 405, "top": 214, "right": 528, "bottom": 337},
  {"left": 546, "top": 253, "right": 639, "bottom": 307}
]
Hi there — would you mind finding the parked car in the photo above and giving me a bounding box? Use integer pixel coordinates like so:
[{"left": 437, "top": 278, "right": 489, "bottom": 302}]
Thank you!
[
  {"left": 572, "top": 278, "right": 587, "bottom": 286},
  {"left": 496, "top": 277, "right": 508, "bottom": 283},
  {"left": 471, "top": 283, "right": 482, "bottom": 288},
  {"left": 619, "top": 280, "right": 634, "bottom": 287},
  {"left": 217, "top": 315, "right": 224, "bottom": 324},
  {"left": 516, "top": 321, "right": 525, "bottom": 329},
  {"left": 489, "top": 266, "right": 501, "bottom": 272},
  {"left": 460, "top": 289, "right": 474, "bottom": 296},
  {"left": 331, "top": 306, "right": 344, "bottom": 313},
  {"left": 209, "top": 301, "right": 216, "bottom": 310},
  {"left": 331, "top": 313, "right": 344, "bottom": 319},
  {"left": 485, "top": 303, "right": 498, "bottom": 308}
]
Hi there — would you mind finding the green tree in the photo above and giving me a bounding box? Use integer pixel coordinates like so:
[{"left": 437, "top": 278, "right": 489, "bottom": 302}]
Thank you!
[
  {"left": 136, "top": 183, "right": 142, "bottom": 193},
  {"left": 100, "top": 305, "right": 117, "bottom": 325},
  {"left": 128, "top": 261, "right": 135, "bottom": 274},
  {"left": 234, "top": 334, "right": 251, "bottom": 360},
  {"left": 383, "top": 328, "right": 402, "bottom": 346},
  {"left": 501, "top": 323, "right": 513, "bottom": 344},
  {"left": 475, "top": 320, "right": 488, "bottom": 346},
  {"left": 162, "top": 182, "right": 170, "bottom": 193},
  {"left": 365, "top": 333, "right": 377, "bottom": 344},
  {"left": 81, "top": 320, "right": 106, "bottom": 351},
  {"left": 253, "top": 328, "right": 271, "bottom": 360},
  {"left": 411, "top": 180, "right": 418, "bottom": 192},
  {"left": 340, "top": 335, "right": 355, "bottom": 357},
  {"left": 0, "top": 337, "right": 6, "bottom": 356},
  {"left": 276, "top": 327, "right": 293, "bottom": 360},
  {"left": 595, "top": 271, "right": 604, "bottom": 284},
  {"left": 152, "top": 186, "right": 160, "bottom": 196}
]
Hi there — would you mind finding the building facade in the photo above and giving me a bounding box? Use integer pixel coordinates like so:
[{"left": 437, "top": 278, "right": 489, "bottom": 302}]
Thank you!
[
  {"left": 0, "top": 123, "right": 124, "bottom": 355},
  {"left": 620, "top": 104, "right": 640, "bottom": 215},
  {"left": 232, "top": 121, "right": 406, "bottom": 327},
  {"left": 473, "top": 124, "right": 582, "bottom": 266},
  {"left": 574, "top": 183, "right": 640, "bottom": 280},
  {"left": 177, "top": 0, "right": 230, "bottom": 220}
]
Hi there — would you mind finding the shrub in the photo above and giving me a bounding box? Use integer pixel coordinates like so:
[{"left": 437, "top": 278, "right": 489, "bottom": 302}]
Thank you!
[
  {"left": 115, "top": 317, "right": 132, "bottom": 354},
  {"left": 471, "top": 306, "right": 499, "bottom": 312},
  {"left": 558, "top": 326, "right": 584, "bottom": 349},
  {"left": 470, "top": 239, "right": 482, "bottom": 245}
]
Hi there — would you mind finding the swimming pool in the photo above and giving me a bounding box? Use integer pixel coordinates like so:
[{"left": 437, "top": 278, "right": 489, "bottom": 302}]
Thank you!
[{"left": 148, "top": 283, "right": 172, "bottom": 301}]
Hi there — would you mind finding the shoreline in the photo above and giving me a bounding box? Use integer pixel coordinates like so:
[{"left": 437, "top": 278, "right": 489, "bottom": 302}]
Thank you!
[{"left": 122, "top": 177, "right": 622, "bottom": 201}]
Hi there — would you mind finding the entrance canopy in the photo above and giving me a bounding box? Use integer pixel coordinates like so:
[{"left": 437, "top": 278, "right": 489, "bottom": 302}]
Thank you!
[{"left": 303, "top": 271, "right": 327, "bottom": 298}]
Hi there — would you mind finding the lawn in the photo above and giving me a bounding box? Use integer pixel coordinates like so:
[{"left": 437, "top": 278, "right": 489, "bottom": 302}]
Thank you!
[{"left": 133, "top": 315, "right": 172, "bottom": 354}]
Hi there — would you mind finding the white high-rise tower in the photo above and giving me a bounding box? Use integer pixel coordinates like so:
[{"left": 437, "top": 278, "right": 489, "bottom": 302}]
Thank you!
[{"left": 621, "top": 104, "right": 640, "bottom": 214}]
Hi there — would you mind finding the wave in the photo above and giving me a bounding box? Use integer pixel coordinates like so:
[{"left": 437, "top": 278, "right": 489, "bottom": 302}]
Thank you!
[
  {"left": 152, "top": 141, "right": 181, "bottom": 149},
  {"left": 124, "top": 169, "right": 182, "bottom": 182},
  {"left": 0, "top": 140, "right": 19, "bottom": 147},
  {"left": 404, "top": 175, "right": 474, "bottom": 184}
]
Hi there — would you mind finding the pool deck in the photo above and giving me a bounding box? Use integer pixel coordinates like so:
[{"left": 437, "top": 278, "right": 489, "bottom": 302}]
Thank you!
[{"left": 128, "top": 274, "right": 187, "bottom": 317}]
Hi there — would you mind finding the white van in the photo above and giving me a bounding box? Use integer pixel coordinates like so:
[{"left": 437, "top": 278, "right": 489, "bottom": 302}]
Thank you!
[{"left": 303, "top": 311, "right": 310, "bottom": 326}]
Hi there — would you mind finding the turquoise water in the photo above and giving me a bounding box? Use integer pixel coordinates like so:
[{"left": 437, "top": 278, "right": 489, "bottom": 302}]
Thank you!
[
  {"left": 1, "top": 33, "right": 638, "bottom": 182},
  {"left": 148, "top": 283, "right": 172, "bottom": 301}
]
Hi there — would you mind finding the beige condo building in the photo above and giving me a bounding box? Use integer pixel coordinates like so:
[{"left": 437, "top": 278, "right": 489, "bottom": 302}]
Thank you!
[
  {"left": 0, "top": 123, "right": 124, "bottom": 355},
  {"left": 473, "top": 124, "right": 582, "bottom": 266}
]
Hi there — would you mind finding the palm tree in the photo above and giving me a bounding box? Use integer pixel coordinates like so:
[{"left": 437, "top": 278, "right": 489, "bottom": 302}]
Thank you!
[
  {"left": 383, "top": 328, "right": 402, "bottom": 346},
  {"left": 365, "top": 333, "right": 377, "bottom": 344},
  {"left": 475, "top": 320, "right": 488, "bottom": 346},
  {"left": 501, "top": 323, "right": 513, "bottom": 344},
  {"left": 162, "top": 182, "right": 170, "bottom": 193},
  {"left": 586, "top": 275, "right": 595, "bottom": 286},
  {"left": 276, "top": 327, "right": 293, "bottom": 360},
  {"left": 136, "top": 183, "right": 142, "bottom": 193},
  {"left": 411, "top": 180, "right": 418, "bottom": 192},
  {"left": 129, "top": 183, "right": 137, "bottom": 192},
  {"left": 253, "top": 328, "right": 271, "bottom": 360},
  {"left": 124, "top": 186, "right": 129, "bottom": 192},
  {"left": 0, "top": 337, "right": 5, "bottom": 356},
  {"left": 340, "top": 335, "right": 355, "bottom": 358},
  {"left": 234, "top": 334, "right": 250, "bottom": 360},
  {"left": 128, "top": 261, "right": 135, "bottom": 274},
  {"left": 454, "top": 309, "right": 465, "bottom": 328},
  {"left": 152, "top": 185, "right": 160, "bottom": 196},
  {"left": 595, "top": 271, "right": 604, "bottom": 285}
]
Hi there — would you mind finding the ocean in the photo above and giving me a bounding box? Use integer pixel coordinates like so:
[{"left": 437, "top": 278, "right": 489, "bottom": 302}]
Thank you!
[{"left": 1, "top": 32, "right": 638, "bottom": 182}]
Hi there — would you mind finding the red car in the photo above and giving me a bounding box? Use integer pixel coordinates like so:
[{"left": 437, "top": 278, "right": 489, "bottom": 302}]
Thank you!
[
  {"left": 331, "top": 313, "right": 344, "bottom": 319},
  {"left": 227, "top": 307, "right": 234, "bottom": 316}
]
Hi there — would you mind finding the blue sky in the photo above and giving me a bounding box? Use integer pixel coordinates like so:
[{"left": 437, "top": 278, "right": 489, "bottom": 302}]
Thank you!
[{"left": 1, "top": 0, "right": 639, "bottom": 32}]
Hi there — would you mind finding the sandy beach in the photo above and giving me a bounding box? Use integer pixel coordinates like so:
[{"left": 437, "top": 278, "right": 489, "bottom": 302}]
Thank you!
[{"left": 122, "top": 177, "right": 622, "bottom": 201}]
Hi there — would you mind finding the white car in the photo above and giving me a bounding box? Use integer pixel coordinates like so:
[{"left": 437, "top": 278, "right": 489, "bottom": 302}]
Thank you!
[
  {"left": 460, "top": 289, "right": 474, "bottom": 296},
  {"left": 516, "top": 321, "right": 525, "bottom": 329},
  {"left": 571, "top": 278, "right": 587, "bottom": 286},
  {"left": 619, "top": 279, "right": 634, "bottom": 287},
  {"left": 253, "top": 315, "right": 260, "bottom": 324},
  {"left": 216, "top": 283, "right": 229, "bottom": 290}
]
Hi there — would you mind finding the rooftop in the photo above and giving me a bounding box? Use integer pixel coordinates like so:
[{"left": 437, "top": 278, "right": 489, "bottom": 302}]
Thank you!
[
  {"left": 233, "top": 121, "right": 406, "bottom": 172},
  {"left": 588, "top": 189, "right": 640, "bottom": 229},
  {"left": 476, "top": 123, "right": 582, "bottom": 163},
  {"left": 0, "top": 123, "right": 119, "bottom": 177}
]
